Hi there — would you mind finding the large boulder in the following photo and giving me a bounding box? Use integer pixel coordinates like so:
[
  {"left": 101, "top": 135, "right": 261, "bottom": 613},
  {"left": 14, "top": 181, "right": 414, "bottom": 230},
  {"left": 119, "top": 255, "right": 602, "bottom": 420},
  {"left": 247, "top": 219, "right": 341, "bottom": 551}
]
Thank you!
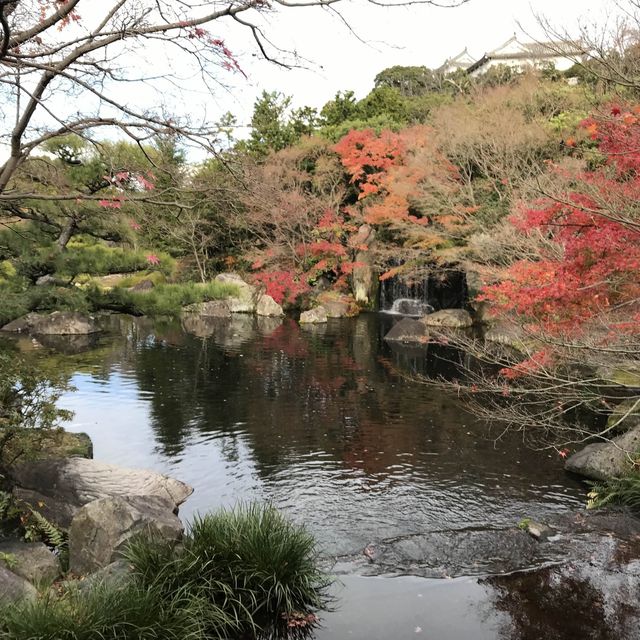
[
  {"left": 383, "top": 318, "right": 429, "bottom": 344},
  {"left": 129, "top": 279, "right": 155, "bottom": 292},
  {"left": 484, "top": 321, "right": 527, "bottom": 352},
  {"left": 2, "top": 311, "right": 100, "bottom": 335},
  {"left": 299, "top": 307, "right": 328, "bottom": 324},
  {"left": 0, "top": 565, "right": 37, "bottom": 604},
  {"left": 255, "top": 294, "right": 284, "bottom": 317},
  {"left": 182, "top": 300, "right": 231, "bottom": 319},
  {"left": 349, "top": 225, "right": 377, "bottom": 306},
  {"left": 214, "top": 273, "right": 259, "bottom": 313},
  {"left": 69, "top": 495, "right": 183, "bottom": 575},
  {"left": 565, "top": 426, "right": 640, "bottom": 480},
  {"left": 10, "top": 458, "right": 193, "bottom": 528},
  {"left": 422, "top": 309, "right": 473, "bottom": 329},
  {"left": 0, "top": 541, "right": 60, "bottom": 585},
  {"left": 606, "top": 398, "right": 640, "bottom": 434},
  {"left": 317, "top": 293, "right": 360, "bottom": 318}
]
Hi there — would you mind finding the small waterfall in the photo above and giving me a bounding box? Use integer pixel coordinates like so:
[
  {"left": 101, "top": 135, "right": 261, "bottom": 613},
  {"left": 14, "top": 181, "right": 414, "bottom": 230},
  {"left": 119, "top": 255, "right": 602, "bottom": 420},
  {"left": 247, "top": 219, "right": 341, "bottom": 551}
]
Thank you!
[{"left": 379, "top": 265, "right": 468, "bottom": 316}]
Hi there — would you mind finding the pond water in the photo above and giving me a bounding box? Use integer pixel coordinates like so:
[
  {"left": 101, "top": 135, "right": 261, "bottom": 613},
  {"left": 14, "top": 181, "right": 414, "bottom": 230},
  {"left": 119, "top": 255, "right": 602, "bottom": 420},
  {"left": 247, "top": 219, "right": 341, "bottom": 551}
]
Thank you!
[{"left": 9, "top": 313, "right": 620, "bottom": 639}]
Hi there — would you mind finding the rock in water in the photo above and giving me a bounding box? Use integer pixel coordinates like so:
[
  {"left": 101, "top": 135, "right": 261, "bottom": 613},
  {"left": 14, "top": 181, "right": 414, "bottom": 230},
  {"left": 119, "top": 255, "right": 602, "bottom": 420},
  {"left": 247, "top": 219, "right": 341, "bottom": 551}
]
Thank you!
[
  {"left": 383, "top": 318, "right": 429, "bottom": 343},
  {"left": 421, "top": 309, "right": 473, "bottom": 329},
  {"left": 10, "top": 458, "right": 193, "bottom": 528},
  {"left": 214, "top": 273, "right": 259, "bottom": 313},
  {"left": 299, "top": 307, "right": 328, "bottom": 324},
  {"left": 69, "top": 495, "right": 183, "bottom": 575},
  {"left": 256, "top": 294, "right": 284, "bottom": 317},
  {"left": 2, "top": 311, "right": 100, "bottom": 335}
]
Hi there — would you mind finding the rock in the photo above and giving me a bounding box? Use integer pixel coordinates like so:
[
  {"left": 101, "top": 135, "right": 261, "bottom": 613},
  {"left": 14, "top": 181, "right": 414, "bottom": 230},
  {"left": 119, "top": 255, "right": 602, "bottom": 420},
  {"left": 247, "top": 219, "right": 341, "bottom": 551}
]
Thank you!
[
  {"left": 597, "top": 364, "right": 640, "bottom": 388},
  {"left": 1, "top": 429, "right": 92, "bottom": 469},
  {"left": 525, "top": 521, "right": 554, "bottom": 542},
  {"left": 9, "top": 458, "right": 193, "bottom": 528},
  {"left": 484, "top": 321, "right": 526, "bottom": 351},
  {"left": 1, "top": 313, "right": 41, "bottom": 333},
  {"left": 0, "top": 565, "right": 38, "bottom": 604},
  {"left": 129, "top": 279, "right": 154, "bottom": 292},
  {"left": 255, "top": 294, "right": 284, "bottom": 317},
  {"left": 0, "top": 541, "right": 60, "bottom": 585},
  {"left": 77, "top": 559, "right": 133, "bottom": 592},
  {"left": 214, "top": 273, "right": 259, "bottom": 313},
  {"left": 349, "top": 225, "right": 377, "bottom": 306},
  {"left": 317, "top": 293, "right": 360, "bottom": 318},
  {"left": 3, "top": 311, "right": 100, "bottom": 335},
  {"left": 565, "top": 426, "right": 640, "bottom": 480},
  {"left": 606, "top": 398, "right": 640, "bottom": 433},
  {"left": 69, "top": 495, "right": 183, "bottom": 575},
  {"left": 300, "top": 307, "right": 328, "bottom": 324},
  {"left": 383, "top": 318, "right": 429, "bottom": 344},
  {"left": 35, "top": 274, "right": 56, "bottom": 286},
  {"left": 421, "top": 309, "right": 473, "bottom": 329},
  {"left": 182, "top": 300, "right": 231, "bottom": 318}
]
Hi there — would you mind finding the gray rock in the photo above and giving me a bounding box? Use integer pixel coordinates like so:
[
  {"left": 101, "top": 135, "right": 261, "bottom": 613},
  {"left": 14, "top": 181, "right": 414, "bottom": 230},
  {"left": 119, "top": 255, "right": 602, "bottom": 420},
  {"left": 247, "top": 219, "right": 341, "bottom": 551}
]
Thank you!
[
  {"left": 422, "top": 309, "right": 473, "bottom": 329},
  {"left": 606, "top": 398, "right": 640, "bottom": 433},
  {"left": 1, "top": 313, "right": 41, "bottom": 333},
  {"left": 565, "top": 426, "right": 640, "bottom": 480},
  {"left": 69, "top": 495, "right": 183, "bottom": 575},
  {"left": 526, "top": 521, "right": 554, "bottom": 541},
  {"left": 182, "top": 300, "right": 231, "bottom": 318},
  {"left": 317, "top": 294, "right": 359, "bottom": 318},
  {"left": 300, "top": 307, "right": 328, "bottom": 324},
  {"left": 0, "top": 541, "right": 60, "bottom": 585},
  {"left": 10, "top": 458, "right": 193, "bottom": 528},
  {"left": 77, "top": 559, "right": 133, "bottom": 592},
  {"left": 214, "top": 273, "right": 259, "bottom": 313},
  {"left": 383, "top": 318, "right": 429, "bottom": 344},
  {"left": 35, "top": 274, "right": 56, "bottom": 287},
  {"left": 129, "top": 279, "right": 155, "bottom": 292},
  {"left": 256, "top": 294, "right": 284, "bottom": 317},
  {"left": 0, "top": 565, "right": 38, "bottom": 604},
  {"left": 3, "top": 311, "right": 100, "bottom": 335},
  {"left": 484, "top": 321, "right": 526, "bottom": 351}
]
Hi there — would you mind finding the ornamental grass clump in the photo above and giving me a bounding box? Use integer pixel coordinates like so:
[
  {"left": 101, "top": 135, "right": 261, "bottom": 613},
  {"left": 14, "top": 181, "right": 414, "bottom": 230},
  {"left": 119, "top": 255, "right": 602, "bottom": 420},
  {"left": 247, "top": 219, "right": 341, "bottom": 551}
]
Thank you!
[
  {"left": 126, "top": 502, "right": 332, "bottom": 639},
  {"left": 0, "top": 503, "right": 332, "bottom": 640}
]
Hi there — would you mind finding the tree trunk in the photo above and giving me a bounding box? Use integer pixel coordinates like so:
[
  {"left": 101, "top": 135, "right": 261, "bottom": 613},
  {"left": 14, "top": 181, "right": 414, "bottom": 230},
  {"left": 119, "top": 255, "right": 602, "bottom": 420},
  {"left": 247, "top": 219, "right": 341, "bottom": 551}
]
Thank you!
[{"left": 56, "top": 218, "right": 76, "bottom": 250}]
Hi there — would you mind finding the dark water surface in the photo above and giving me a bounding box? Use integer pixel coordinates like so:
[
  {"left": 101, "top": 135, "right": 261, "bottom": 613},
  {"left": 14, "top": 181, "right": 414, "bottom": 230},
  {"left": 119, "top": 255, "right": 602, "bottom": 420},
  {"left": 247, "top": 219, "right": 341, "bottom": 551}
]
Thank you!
[{"left": 10, "top": 313, "right": 623, "bottom": 639}]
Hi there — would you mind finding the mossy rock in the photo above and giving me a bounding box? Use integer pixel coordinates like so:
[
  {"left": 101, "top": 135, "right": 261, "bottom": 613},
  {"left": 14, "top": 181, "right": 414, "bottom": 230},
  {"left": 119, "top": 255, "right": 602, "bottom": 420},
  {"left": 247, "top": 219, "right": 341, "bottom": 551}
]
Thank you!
[
  {"left": 0, "top": 429, "right": 92, "bottom": 471},
  {"left": 597, "top": 365, "right": 640, "bottom": 389},
  {"left": 606, "top": 398, "right": 640, "bottom": 433}
]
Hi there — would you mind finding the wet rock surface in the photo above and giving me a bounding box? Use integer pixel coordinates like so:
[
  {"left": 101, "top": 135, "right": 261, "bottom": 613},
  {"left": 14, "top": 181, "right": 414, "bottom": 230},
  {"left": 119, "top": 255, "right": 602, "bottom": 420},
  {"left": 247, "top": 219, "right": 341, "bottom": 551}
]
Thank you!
[
  {"left": 383, "top": 318, "right": 429, "bottom": 343},
  {"left": 331, "top": 510, "right": 640, "bottom": 581}
]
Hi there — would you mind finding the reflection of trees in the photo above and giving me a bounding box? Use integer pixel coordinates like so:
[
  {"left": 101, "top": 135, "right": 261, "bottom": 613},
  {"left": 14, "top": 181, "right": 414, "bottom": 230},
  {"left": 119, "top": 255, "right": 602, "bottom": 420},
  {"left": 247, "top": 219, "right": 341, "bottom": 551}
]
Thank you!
[{"left": 486, "top": 566, "right": 639, "bottom": 640}]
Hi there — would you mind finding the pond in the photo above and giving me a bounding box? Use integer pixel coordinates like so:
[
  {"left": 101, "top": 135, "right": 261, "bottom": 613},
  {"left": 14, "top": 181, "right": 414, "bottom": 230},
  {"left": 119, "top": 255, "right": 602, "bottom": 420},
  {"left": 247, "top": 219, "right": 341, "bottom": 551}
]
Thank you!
[{"left": 9, "top": 313, "right": 636, "bottom": 639}]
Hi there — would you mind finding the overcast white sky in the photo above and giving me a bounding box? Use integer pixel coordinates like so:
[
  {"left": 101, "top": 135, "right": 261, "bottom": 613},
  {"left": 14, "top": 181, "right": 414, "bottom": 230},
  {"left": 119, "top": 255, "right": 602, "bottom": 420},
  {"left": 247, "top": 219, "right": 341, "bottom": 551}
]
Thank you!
[
  {"left": 0, "top": 0, "right": 623, "bottom": 162},
  {"left": 210, "top": 0, "right": 617, "bottom": 122}
]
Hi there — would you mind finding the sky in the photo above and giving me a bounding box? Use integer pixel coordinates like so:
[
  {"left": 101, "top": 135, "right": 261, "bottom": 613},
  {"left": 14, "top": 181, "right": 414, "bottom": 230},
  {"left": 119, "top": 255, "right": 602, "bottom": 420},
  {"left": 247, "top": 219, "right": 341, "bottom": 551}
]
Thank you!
[
  {"left": 210, "top": 0, "right": 617, "bottom": 122},
  {"left": 0, "top": 0, "right": 624, "bottom": 162}
]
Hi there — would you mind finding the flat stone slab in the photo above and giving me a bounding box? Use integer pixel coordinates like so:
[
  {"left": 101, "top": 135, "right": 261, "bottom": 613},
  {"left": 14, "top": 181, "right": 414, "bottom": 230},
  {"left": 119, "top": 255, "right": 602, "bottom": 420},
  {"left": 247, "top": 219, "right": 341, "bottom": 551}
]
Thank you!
[{"left": 10, "top": 458, "right": 193, "bottom": 528}]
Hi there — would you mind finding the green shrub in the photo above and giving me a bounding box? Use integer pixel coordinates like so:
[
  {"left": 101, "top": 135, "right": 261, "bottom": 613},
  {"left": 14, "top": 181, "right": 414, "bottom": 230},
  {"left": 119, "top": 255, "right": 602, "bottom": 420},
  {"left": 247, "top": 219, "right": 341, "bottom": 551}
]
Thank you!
[
  {"left": 54, "top": 244, "right": 175, "bottom": 278},
  {"left": 0, "top": 503, "right": 332, "bottom": 640},
  {"left": 90, "top": 281, "right": 239, "bottom": 317},
  {"left": 0, "top": 285, "right": 92, "bottom": 326}
]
